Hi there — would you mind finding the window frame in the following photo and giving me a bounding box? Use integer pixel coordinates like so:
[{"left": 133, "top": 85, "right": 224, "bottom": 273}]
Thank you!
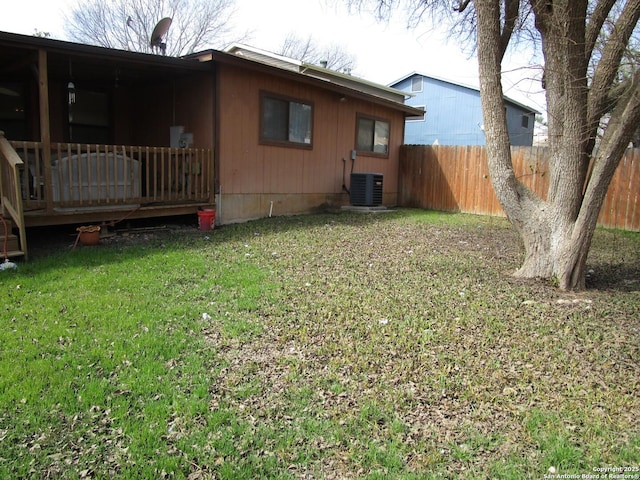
[
  {"left": 259, "top": 90, "right": 314, "bottom": 149},
  {"left": 521, "top": 114, "right": 530, "bottom": 129},
  {"left": 410, "top": 76, "right": 423, "bottom": 93},
  {"left": 355, "top": 113, "right": 390, "bottom": 158},
  {"left": 406, "top": 105, "right": 426, "bottom": 122}
]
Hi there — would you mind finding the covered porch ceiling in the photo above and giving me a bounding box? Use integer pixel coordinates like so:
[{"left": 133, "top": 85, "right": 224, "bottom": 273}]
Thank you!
[{"left": 0, "top": 31, "right": 211, "bottom": 88}]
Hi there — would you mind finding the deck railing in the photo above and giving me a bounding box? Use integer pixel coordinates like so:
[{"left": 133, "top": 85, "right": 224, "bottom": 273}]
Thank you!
[
  {"left": 10, "top": 141, "right": 214, "bottom": 212},
  {"left": 0, "top": 132, "right": 28, "bottom": 258}
]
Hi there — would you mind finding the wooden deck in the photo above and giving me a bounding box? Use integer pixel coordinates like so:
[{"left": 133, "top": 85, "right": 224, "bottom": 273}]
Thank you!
[
  {"left": 0, "top": 134, "right": 215, "bottom": 258},
  {"left": 11, "top": 140, "right": 214, "bottom": 226}
]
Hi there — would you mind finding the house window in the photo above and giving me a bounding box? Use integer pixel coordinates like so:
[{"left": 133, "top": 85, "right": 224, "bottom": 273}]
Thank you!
[
  {"left": 69, "top": 89, "right": 109, "bottom": 144},
  {"left": 356, "top": 114, "right": 389, "bottom": 156},
  {"left": 406, "top": 105, "right": 426, "bottom": 122},
  {"left": 260, "top": 92, "right": 313, "bottom": 147},
  {"left": 0, "top": 82, "right": 27, "bottom": 140},
  {"left": 521, "top": 114, "right": 530, "bottom": 128},
  {"left": 411, "top": 76, "right": 423, "bottom": 93}
]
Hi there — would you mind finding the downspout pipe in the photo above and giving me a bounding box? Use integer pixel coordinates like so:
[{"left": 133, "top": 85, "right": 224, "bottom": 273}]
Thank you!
[{"left": 342, "top": 156, "right": 355, "bottom": 194}]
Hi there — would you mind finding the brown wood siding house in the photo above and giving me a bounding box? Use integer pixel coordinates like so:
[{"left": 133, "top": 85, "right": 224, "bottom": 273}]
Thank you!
[
  {"left": 209, "top": 47, "right": 415, "bottom": 223},
  {"left": 0, "top": 33, "right": 421, "bottom": 257}
]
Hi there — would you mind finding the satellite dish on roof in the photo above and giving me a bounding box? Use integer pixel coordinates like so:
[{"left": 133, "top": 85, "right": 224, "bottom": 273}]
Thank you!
[{"left": 150, "top": 17, "right": 172, "bottom": 55}]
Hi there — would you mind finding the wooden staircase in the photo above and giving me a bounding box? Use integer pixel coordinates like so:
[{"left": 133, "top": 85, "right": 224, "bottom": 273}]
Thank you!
[
  {"left": 0, "top": 217, "right": 25, "bottom": 259},
  {"left": 1, "top": 131, "right": 28, "bottom": 260}
]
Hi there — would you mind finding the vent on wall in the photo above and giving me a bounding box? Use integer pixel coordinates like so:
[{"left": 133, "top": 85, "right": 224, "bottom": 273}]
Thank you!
[{"left": 350, "top": 173, "right": 383, "bottom": 206}]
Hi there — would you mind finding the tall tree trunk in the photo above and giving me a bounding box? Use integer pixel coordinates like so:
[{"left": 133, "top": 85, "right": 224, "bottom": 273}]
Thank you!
[
  {"left": 510, "top": 199, "right": 592, "bottom": 290},
  {"left": 472, "top": 0, "right": 640, "bottom": 290},
  {"left": 476, "top": 0, "right": 592, "bottom": 290}
]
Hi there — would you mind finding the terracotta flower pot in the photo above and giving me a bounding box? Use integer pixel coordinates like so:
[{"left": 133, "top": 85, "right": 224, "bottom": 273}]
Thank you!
[{"left": 76, "top": 225, "right": 101, "bottom": 246}]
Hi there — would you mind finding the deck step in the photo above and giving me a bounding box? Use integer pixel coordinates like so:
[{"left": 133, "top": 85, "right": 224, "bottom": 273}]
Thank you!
[
  {"left": 3, "top": 249, "right": 25, "bottom": 259},
  {"left": 2, "top": 234, "right": 24, "bottom": 259},
  {"left": 3, "top": 234, "right": 20, "bottom": 252},
  {"left": 1, "top": 226, "right": 23, "bottom": 258},
  {"left": 0, "top": 218, "right": 14, "bottom": 236}
]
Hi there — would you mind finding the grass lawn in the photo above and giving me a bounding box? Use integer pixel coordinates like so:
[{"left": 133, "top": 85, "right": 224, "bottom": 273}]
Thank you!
[{"left": 0, "top": 209, "right": 638, "bottom": 479}]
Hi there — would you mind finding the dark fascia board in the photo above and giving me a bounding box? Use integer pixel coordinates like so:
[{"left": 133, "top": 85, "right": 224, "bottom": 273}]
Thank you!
[
  {"left": 0, "top": 30, "right": 210, "bottom": 72},
  {"left": 198, "top": 49, "right": 425, "bottom": 117}
]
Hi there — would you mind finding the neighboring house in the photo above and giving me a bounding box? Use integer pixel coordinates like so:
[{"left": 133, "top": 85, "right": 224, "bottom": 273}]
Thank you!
[
  {"left": 0, "top": 32, "right": 421, "bottom": 257},
  {"left": 389, "top": 72, "right": 539, "bottom": 146}
]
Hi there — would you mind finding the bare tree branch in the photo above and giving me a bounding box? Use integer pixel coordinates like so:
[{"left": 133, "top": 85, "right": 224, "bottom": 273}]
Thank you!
[
  {"left": 500, "top": 0, "right": 521, "bottom": 59},
  {"left": 587, "top": 0, "right": 640, "bottom": 133},
  {"left": 455, "top": 0, "right": 472, "bottom": 12},
  {"left": 65, "top": 0, "right": 239, "bottom": 56},
  {"left": 585, "top": 0, "right": 618, "bottom": 60},
  {"left": 277, "top": 33, "right": 357, "bottom": 73}
]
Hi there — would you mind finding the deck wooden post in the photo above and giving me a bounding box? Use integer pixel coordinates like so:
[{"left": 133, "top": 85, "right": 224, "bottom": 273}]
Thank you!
[{"left": 37, "top": 49, "right": 53, "bottom": 214}]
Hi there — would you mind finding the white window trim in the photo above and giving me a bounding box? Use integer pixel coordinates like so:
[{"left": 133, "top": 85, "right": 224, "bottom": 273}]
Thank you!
[
  {"left": 406, "top": 105, "right": 426, "bottom": 122},
  {"left": 410, "top": 76, "right": 423, "bottom": 93}
]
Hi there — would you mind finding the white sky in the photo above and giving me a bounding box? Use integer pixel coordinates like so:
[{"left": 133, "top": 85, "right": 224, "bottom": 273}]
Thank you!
[{"left": 0, "top": 0, "right": 546, "bottom": 114}]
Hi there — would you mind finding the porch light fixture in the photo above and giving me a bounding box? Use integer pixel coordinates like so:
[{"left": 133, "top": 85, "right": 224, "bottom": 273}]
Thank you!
[{"left": 67, "top": 81, "right": 76, "bottom": 105}]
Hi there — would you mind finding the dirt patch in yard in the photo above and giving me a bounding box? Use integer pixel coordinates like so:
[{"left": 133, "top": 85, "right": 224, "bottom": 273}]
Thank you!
[{"left": 24, "top": 215, "right": 199, "bottom": 259}]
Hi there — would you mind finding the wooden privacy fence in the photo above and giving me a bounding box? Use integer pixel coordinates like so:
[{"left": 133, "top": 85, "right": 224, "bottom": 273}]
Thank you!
[{"left": 399, "top": 145, "right": 640, "bottom": 231}]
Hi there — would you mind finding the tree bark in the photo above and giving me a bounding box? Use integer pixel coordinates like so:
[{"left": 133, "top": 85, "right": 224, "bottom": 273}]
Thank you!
[
  {"left": 476, "top": 1, "right": 556, "bottom": 280},
  {"left": 475, "top": 0, "right": 635, "bottom": 291}
]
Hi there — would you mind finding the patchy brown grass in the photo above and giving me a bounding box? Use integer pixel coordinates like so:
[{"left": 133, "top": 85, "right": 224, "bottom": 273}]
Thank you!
[
  {"left": 3, "top": 209, "right": 638, "bottom": 479},
  {"left": 203, "top": 210, "right": 639, "bottom": 478}
]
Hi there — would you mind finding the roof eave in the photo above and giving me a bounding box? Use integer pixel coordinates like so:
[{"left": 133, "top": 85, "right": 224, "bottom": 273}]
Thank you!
[
  {"left": 0, "top": 30, "right": 210, "bottom": 71},
  {"left": 210, "top": 50, "right": 423, "bottom": 115}
]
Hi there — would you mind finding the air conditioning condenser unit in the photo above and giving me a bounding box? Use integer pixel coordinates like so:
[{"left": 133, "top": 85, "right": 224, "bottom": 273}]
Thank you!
[{"left": 350, "top": 173, "right": 383, "bottom": 207}]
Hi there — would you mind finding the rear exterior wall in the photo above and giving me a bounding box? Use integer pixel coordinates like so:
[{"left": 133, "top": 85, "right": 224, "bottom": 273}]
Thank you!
[{"left": 216, "top": 63, "right": 406, "bottom": 223}]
